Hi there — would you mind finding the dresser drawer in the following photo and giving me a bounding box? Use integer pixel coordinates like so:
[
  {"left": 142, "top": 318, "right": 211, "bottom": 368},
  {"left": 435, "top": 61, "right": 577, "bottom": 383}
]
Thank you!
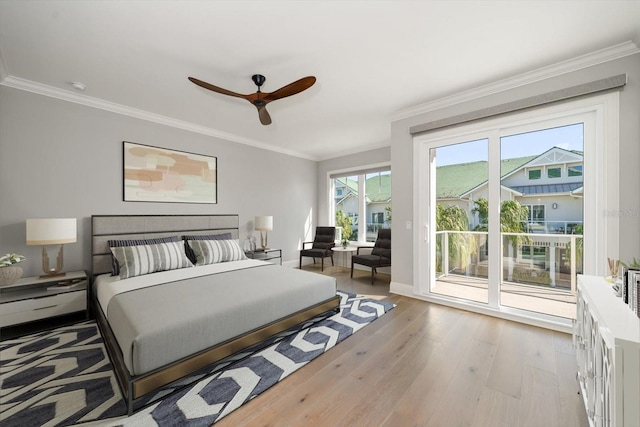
[{"left": 0, "top": 290, "right": 86, "bottom": 327}]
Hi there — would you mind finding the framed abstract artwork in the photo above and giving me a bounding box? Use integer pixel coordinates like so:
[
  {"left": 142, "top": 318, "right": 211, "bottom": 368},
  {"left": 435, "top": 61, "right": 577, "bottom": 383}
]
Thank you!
[{"left": 123, "top": 141, "right": 217, "bottom": 204}]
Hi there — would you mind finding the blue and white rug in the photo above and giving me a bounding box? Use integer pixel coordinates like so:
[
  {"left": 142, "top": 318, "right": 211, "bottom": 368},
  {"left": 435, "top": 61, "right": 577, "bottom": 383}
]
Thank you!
[{"left": 0, "top": 291, "right": 394, "bottom": 426}]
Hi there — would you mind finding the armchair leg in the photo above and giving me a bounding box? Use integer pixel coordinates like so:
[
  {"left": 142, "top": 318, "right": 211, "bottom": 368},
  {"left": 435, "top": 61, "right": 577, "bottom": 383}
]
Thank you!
[
  {"left": 331, "top": 254, "right": 334, "bottom": 266},
  {"left": 350, "top": 259, "right": 354, "bottom": 278},
  {"left": 371, "top": 268, "right": 375, "bottom": 285},
  {"left": 321, "top": 257, "right": 324, "bottom": 272},
  {"left": 300, "top": 254, "right": 302, "bottom": 270}
]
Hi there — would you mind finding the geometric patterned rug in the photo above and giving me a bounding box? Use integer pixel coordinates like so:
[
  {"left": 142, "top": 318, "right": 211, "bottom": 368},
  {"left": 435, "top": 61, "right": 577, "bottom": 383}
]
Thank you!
[{"left": 0, "top": 291, "right": 394, "bottom": 426}]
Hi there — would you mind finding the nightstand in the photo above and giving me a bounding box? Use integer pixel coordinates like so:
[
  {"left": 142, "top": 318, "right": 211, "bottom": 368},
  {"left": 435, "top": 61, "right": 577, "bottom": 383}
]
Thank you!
[
  {"left": 245, "top": 248, "right": 282, "bottom": 265},
  {"left": 0, "top": 270, "right": 87, "bottom": 329}
]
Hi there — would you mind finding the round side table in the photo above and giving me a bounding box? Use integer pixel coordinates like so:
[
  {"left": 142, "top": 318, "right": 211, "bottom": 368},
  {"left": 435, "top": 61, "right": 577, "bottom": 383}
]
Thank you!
[{"left": 331, "top": 246, "right": 357, "bottom": 268}]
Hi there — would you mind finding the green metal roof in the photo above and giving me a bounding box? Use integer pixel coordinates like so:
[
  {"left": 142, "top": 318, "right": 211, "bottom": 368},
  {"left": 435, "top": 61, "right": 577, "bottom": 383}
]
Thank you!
[
  {"left": 335, "top": 174, "right": 391, "bottom": 203},
  {"left": 365, "top": 173, "right": 391, "bottom": 203},
  {"left": 436, "top": 156, "right": 535, "bottom": 198}
]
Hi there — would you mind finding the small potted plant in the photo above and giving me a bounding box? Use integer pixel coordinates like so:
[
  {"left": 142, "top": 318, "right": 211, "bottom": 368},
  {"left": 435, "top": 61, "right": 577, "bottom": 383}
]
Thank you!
[{"left": 0, "top": 253, "right": 26, "bottom": 286}]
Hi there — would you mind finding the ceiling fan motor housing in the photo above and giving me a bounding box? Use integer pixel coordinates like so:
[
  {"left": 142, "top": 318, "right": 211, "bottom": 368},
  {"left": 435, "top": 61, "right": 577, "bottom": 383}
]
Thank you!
[{"left": 252, "top": 74, "right": 266, "bottom": 88}]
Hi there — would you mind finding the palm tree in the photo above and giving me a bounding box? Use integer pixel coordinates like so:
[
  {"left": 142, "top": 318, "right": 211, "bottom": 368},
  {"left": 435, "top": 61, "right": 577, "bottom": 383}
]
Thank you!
[
  {"left": 335, "top": 210, "right": 353, "bottom": 244},
  {"left": 436, "top": 204, "right": 476, "bottom": 274},
  {"left": 472, "top": 198, "right": 530, "bottom": 244}
]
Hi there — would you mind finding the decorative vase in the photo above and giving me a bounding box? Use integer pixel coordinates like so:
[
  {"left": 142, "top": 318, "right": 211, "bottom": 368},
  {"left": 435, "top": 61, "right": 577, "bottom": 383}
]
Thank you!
[
  {"left": 0, "top": 266, "right": 23, "bottom": 286},
  {"left": 342, "top": 241, "right": 348, "bottom": 248}
]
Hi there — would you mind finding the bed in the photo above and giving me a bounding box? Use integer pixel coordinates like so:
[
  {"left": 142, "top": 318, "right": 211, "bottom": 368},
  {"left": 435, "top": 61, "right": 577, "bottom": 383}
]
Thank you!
[{"left": 90, "top": 214, "right": 339, "bottom": 414}]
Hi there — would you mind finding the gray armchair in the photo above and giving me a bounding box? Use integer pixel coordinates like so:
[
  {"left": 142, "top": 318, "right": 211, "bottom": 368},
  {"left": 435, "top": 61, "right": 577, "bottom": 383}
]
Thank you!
[
  {"left": 300, "top": 226, "right": 335, "bottom": 271},
  {"left": 351, "top": 228, "right": 391, "bottom": 284}
]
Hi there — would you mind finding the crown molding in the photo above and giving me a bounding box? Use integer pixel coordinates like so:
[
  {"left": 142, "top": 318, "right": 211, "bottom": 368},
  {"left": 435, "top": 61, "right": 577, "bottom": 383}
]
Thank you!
[
  {"left": 0, "top": 75, "right": 317, "bottom": 161},
  {"left": 391, "top": 40, "right": 639, "bottom": 122},
  {"left": 315, "top": 140, "right": 390, "bottom": 162}
]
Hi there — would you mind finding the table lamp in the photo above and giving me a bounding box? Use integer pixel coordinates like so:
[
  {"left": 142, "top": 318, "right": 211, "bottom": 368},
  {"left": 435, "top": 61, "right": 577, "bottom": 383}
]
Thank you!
[
  {"left": 255, "top": 216, "right": 273, "bottom": 250},
  {"left": 26, "top": 218, "right": 77, "bottom": 277}
]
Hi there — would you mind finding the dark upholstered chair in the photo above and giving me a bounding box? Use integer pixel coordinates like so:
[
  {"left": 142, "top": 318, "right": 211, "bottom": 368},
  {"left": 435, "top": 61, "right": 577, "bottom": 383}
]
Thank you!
[
  {"left": 300, "top": 227, "right": 336, "bottom": 271},
  {"left": 351, "top": 228, "right": 391, "bottom": 284}
]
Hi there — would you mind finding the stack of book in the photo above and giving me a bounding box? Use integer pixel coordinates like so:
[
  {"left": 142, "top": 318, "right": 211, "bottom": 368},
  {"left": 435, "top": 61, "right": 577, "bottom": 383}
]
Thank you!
[{"left": 623, "top": 268, "right": 640, "bottom": 318}]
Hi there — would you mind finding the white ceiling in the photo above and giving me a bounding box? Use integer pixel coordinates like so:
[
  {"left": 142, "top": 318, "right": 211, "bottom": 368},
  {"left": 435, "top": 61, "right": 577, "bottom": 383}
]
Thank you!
[{"left": 1, "top": 1, "right": 639, "bottom": 160}]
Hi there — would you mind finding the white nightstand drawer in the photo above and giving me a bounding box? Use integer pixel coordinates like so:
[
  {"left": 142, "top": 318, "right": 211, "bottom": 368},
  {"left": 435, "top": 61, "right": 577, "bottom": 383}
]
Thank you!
[{"left": 0, "top": 290, "right": 86, "bottom": 327}]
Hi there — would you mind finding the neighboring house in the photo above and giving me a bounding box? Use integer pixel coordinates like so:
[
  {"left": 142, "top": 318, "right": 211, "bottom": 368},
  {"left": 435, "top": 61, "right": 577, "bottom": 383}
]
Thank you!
[
  {"left": 436, "top": 147, "right": 584, "bottom": 234},
  {"left": 335, "top": 174, "right": 391, "bottom": 240}
]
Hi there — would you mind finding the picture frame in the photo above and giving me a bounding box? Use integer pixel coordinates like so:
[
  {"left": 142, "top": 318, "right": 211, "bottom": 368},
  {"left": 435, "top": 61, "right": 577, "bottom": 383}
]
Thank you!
[{"left": 123, "top": 141, "right": 217, "bottom": 204}]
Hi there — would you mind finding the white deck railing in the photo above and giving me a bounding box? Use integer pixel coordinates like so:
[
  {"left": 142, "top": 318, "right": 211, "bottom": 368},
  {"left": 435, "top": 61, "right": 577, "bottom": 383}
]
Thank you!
[{"left": 436, "top": 230, "right": 583, "bottom": 294}]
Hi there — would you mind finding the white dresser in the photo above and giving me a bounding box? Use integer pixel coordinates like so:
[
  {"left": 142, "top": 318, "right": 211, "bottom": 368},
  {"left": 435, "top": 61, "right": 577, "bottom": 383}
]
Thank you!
[{"left": 574, "top": 275, "right": 640, "bottom": 426}]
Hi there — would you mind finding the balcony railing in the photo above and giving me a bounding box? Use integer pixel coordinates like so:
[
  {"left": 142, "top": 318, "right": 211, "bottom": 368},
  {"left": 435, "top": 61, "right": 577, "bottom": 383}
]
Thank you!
[
  {"left": 520, "top": 220, "right": 583, "bottom": 235},
  {"left": 436, "top": 230, "right": 583, "bottom": 294}
]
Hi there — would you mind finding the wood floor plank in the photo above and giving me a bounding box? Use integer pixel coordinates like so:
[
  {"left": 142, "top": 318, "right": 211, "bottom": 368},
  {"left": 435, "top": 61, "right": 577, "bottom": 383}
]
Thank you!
[
  {"left": 423, "top": 338, "right": 497, "bottom": 426},
  {"left": 472, "top": 387, "right": 521, "bottom": 427},
  {"left": 554, "top": 349, "right": 589, "bottom": 426},
  {"left": 517, "top": 364, "right": 563, "bottom": 427},
  {"left": 472, "top": 311, "right": 505, "bottom": 346},
  {"left": 521, "top": 324, "right": 558, "bottom": 374},
  {"left": 485, "top": 320, "right": 526, "bottom": 398},
  {"left": 553, "top": 330, "right": 576, "bottom": 356}
]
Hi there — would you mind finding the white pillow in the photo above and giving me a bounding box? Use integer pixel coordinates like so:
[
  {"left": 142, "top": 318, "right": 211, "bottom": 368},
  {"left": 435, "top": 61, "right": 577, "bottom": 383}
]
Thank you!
[{"left": 187, "top": 239, "right": 248, "bottom": 265}]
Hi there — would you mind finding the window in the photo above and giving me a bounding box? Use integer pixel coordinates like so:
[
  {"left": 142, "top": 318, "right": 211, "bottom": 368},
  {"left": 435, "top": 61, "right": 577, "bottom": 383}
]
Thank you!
[
  {"left": 372, "top": 212, "right": 384, "bottom": 224},
  {"left": 528, "top": 169, "right": 541, "bottom": 180},
  {"left": 524, "top": 204, "right": 545, "bottom": 222},
  {"left": 329, "top": 167, "right": 391, "bottom": 244},
  {"left": 568, "top": 165, "right": 583, "bottom": 176},
  {"left": 365, "top": 171, "right": 391, "bottom": 241},
  {"left": 548, "top": 167, "right": 561, "bottom": 178}
]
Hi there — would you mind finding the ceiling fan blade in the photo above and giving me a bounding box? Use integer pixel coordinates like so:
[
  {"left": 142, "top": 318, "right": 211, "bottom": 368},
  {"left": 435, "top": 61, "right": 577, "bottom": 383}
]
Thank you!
[
  {"left": 263, "top": 76, "right": 316, "bottom": 102},
  {"left": 257, "top": 105, "right": 272, "bottom": 125},
  {"left": 188, "top": 77, "right": 249, "bottom": 100}
]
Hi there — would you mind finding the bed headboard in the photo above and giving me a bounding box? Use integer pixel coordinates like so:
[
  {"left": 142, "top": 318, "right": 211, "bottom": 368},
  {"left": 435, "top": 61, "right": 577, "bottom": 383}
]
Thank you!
[{"left": 91, "top": 214, "right": 240, "bottom": 277}]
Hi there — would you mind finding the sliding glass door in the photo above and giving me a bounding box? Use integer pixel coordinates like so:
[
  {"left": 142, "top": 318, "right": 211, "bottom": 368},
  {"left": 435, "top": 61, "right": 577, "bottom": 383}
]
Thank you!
[
  {"left": 414, "top": 94, "right": 616, "bottom": 325},
  {"left": 499, "top": 124, "right": 584, "bottom": 318},
  {"left": 429, "top": 138, "right": 489, "bottom": 304}
]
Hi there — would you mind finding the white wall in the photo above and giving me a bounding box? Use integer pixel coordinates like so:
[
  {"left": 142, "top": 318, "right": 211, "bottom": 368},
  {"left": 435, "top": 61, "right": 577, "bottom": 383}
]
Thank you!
[
  {"left": 391, "top": 53, "right": 640, "bottom": 289},
  {"left": 0, "top": 86, "right": 318, "bottom": 276}
]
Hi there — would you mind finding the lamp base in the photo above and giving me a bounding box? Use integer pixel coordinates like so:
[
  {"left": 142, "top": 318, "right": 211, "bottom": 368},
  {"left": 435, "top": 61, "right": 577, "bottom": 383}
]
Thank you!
[
  {"left": 260, "top": 231, "right": 269, "bottom": 251},
  {"left": 41, "top": 245, "right": 65, "bottom": 278}
]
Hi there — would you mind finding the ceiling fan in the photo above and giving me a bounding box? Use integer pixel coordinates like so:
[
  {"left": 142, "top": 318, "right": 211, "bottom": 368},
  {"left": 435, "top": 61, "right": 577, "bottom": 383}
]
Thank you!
[{"left": 188, "top": 74, "right": 316, "bottom": 125}]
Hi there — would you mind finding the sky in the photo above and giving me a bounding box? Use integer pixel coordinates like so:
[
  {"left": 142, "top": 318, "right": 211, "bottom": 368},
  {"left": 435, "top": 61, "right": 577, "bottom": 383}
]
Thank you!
[{"left": 435, "top": 123, "right": 584, "bottom": 166}]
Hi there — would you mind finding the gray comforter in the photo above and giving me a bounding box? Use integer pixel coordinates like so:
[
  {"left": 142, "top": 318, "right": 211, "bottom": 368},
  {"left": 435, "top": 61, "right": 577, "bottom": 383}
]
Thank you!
[{"left": 107, "top": 263, "right": 337, "bottom": 375}]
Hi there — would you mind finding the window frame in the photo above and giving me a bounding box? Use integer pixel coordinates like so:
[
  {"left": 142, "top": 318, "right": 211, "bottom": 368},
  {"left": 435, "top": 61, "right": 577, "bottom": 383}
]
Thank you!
[
  {"left": 568, "top": 164, "right": 583, "bottom": 177},
  {"left": 547, "top": 167, "right": 562, "bottom": 178},
  {"left": 327, "top": 162, "right": 391, "bottom": 245},
  {"left": 528, "top": 169, "right": 542, "bottom": 180}
]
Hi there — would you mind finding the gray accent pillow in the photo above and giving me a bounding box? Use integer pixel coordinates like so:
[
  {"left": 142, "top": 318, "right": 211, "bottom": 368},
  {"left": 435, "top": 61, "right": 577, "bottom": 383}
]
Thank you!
[
  {"left": 110, "top": 241, "right": 193, "bottom": 279},
  {"left": 182, "top": 233, "right": 233, "bottom": 264},
  {"left": 187, "top": 239, "right": 247, "bottom": 265},
  {"left": 108, "top": 236, "right": 180, "bottom": 276}
]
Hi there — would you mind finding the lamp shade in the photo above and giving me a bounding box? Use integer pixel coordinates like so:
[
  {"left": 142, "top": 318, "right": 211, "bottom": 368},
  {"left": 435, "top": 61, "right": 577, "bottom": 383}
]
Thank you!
[
  {"left": 26, "top": 218, "right": 77, "bottom": 245},
  {"left": 254, "top": 216, "right": 273, "bottom": 231}
]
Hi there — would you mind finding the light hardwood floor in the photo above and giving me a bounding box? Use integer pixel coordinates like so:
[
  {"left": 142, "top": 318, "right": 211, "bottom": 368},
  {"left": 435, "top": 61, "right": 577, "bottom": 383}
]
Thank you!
[{"left": 217, "top": 265, "right": 589, "bottom": 427}]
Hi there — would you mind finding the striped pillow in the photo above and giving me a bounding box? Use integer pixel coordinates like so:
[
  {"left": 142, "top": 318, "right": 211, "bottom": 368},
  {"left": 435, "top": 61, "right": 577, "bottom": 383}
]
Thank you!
[
  {"left": 187, "top": 239, "right": 247, "bottom": 265},
  {"left": 182, "top": 233, "right": 233, "bottom": 265},
  {"left": 108, "top": 236, "right": 180, "bottom": 276},
  {"left": 110, "top": 241, "right": 193, "bottom": 279}
]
